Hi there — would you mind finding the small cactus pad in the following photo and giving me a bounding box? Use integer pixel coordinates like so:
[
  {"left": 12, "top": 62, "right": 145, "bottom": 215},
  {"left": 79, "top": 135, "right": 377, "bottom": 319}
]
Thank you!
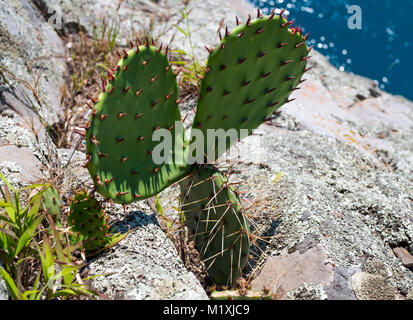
[
  {"left": 180, "top": 166, "right": 251, "bottom": 285},
  {"left": 86, "top": 44, "right": 189, "bottom": 204},
  {"left": 40, "top": 185, "right": 61, "bottom": 220},
  {"left": 68, "top": 190, "right": 110, "bottom": 252},
  {"left": 194, "top": 12, "right": 310, "bottom": 158}
]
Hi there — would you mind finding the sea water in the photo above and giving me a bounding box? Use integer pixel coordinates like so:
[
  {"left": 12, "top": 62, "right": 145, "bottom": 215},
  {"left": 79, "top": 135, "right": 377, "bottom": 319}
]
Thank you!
[{"left": 248, "top": 0, "right": 413, "bottom": 101}]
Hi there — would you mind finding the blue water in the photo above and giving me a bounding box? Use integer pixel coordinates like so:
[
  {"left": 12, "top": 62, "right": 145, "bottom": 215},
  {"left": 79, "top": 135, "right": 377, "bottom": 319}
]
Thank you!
[{"left": 248, "top": 0, "right": 413, "bottom": 101}]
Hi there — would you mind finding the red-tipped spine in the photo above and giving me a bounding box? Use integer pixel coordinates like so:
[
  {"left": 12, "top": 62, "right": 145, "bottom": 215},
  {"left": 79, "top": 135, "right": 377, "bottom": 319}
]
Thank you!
[
  {"left": 282, "top": 19, "right": 295, "bottom": 28},
  {"left": 246, "top": 14, "right": 251, "bottom": 26},
  {"left": 205, "top": 46, "right": 214, "bottom": 54},
  {"left": 269, "top": 8, "right": 276, "bottom": 20}
]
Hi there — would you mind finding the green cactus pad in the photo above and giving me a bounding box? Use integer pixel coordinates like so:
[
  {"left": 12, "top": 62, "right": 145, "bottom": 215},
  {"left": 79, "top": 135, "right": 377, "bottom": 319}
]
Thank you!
[
  {"left": 180, "top": 166, "right": 251, "bottom": 285},
  {"left": 68, "top": 190, "right": 111, "bottom": 252},
  {"left": 86, "top": 44, "right": 190, "bottom": 204},
  {"left": 194, "top": 13, "right": 310, "bottom": 159}
]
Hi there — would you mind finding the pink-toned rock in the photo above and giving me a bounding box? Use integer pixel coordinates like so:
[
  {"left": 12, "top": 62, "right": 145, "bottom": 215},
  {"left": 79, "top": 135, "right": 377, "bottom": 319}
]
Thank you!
[
  {"left": 283, "top": 50, "right": 413, "bottom": 169},
  {"left": 250, "top": 245, "right": 334, "bottom": 297},
  {"left": 0, "top": 145, "right": 43, "bottom": 184},
  {"left": 393, "top": 247, "right": 413, "bottom": 268}
]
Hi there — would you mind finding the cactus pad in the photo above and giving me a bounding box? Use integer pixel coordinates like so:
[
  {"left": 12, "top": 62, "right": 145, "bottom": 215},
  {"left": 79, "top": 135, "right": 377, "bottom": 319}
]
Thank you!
[
  {"left": 194, "top": 12, "right": 310, "bottom": 158},
  {"left": 85, "top": 44, "right": 189, "bottom": 204},
  {"left": 180, "top": 166, "right": 251, "bottom": 285},
  {"left": 68, "top": 190, "right": 111, "bottom": 252}
]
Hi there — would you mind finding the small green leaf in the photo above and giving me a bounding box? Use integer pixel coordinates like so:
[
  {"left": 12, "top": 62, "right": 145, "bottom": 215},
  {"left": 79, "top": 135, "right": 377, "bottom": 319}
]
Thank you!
[
  {"left": 171, "top": 61, "right": 187, "bottom": 65},
  {"left": 0, "top": 200, "right": 13, "bottom": 208},
  {"left": 174, "top": 25, "right": 189, "bottom": 36},
  {"left": 0, "top": 172, "right": 15, "bottom": 192},
  {"left": 24, "top": 196, "right": 42, "bottom": 230},
  {"left": 18, "top": 183, "right": 49, "bottom": 192},
  {"left": 22, "top": 289, "right": 39, "bottom": 300},
  {"left": 171, "top": 49, "right": 188, "bottom": 55},
  {"left": 0, "top": 267, "right": 22, "bottom": 300}
]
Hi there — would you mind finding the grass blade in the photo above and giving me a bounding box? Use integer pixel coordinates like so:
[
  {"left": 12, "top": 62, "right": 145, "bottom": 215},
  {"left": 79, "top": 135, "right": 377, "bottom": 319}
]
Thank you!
[{"left": 0, "top": 267, "right": 22, "bottom": 300}]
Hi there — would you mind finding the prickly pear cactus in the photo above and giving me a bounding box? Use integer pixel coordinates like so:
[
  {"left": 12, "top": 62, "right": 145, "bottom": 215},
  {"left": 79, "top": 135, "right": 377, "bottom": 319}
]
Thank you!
[
  {"left": 194, "top": 10, "right": 311, "bottom": 159},
  {"left": 85, "top": 42, "right": 190, "bottom": 204},
  {"left": 68, "top": 190, "right": 111, "bottom": 252},
  {"left": 180, "top": 166, "right": 251, "bottom": 285},
  {"left": 40, "top": 185, "right": 61, "bottom": 220}
]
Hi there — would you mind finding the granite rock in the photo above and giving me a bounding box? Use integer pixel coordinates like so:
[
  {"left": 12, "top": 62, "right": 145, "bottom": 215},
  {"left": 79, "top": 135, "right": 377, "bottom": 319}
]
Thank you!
[
  {"left": 32, "top": 0, "right": 253, "bottom": 60},
  {"left": 0, "top": 0, "right": 66, "bottom": 126},
  {"left": 85, "top": 210, "right": 208, "bottom": 300},
  {"left": 0, "top": 0, "right": 64, "bottom": 188}
]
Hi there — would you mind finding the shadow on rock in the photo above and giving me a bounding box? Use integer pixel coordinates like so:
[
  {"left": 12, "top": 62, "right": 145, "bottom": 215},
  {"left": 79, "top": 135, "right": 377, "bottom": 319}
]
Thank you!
[{"left": 110, "top": 211, "right": 158, "bottom": 235}]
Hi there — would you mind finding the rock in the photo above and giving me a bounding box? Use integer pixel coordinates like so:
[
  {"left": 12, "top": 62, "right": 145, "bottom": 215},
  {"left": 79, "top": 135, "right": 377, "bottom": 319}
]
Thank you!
[
  {"left": 0, "top": 0, "right": 64, "bottom": 299},
  {"left": 0, "top": 0, "right": 67, "bottom": 127},
  {"left": 222, "top": 122, "right": 413, "bottom": 299},
  {"left": 0, "top": 102, "right": 56, "bottom": 189},
  {"left": 0, "top": 110, "right": 52, "bottom": 189},
  {"left": 324, "top": 267, "right": 359, "bottom": 300},
  {"left": 0, "top": 281, "right": 7, "bottom": 300},
  {"left": 32, "top": 0, "right": 164, "bottom": 42},
  {"left": 0, "top": 0, "right": 64, "bottom": 187},
  {"left": 33, "top": 0, "right": 254, "bottom": 61},
  {"left": 285, "top": 283, "right": 328, "bottom": 300},
  {"left": 250, "top": 245, "right": 334, "bottom": 297},
  {"left": 0, "top": 146, "right": 42, "bottom": 184},
  {"left": 287, "top": 50, "right": 413, "bottom": 178},
  {"left": 393, "top": 247, "right": 413, "bottom": 268},
  {"left": 155, "top": 0, "right": 254, "bottom": 61},
  {"left": 85, "top": 208, "right": 208, "bottom": 300},
  {"left": 351, "top": 272, "right": 396, "bottom": 300}
]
